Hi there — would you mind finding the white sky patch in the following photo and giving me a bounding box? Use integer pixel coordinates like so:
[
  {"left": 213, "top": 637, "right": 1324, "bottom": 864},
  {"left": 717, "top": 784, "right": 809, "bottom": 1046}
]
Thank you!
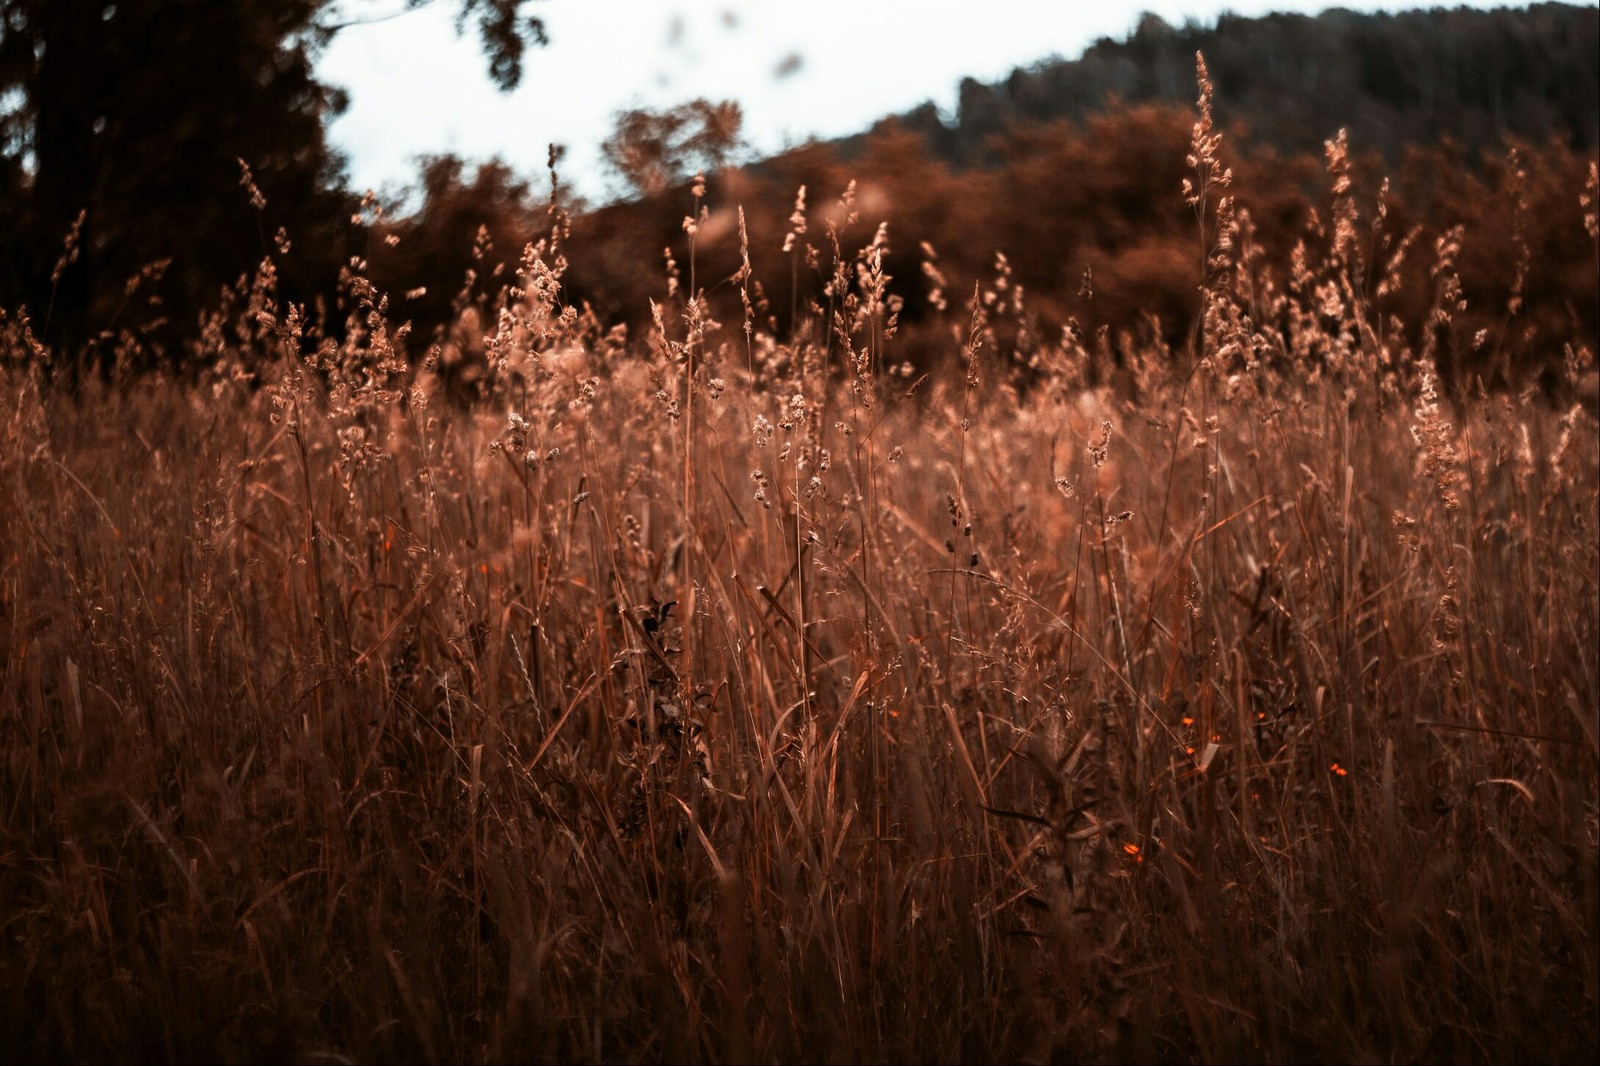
[{"left": 317, "top": 0, "right": 1524, "bottom": 206}]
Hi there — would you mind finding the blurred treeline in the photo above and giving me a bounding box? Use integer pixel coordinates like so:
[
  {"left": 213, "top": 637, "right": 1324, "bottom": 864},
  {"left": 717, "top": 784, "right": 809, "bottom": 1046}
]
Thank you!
[
  {"left": 377, "top": 3, "right": 1596, "bottom": 388},
  {"left": 4, "top": 3, "right": 1596, "bottom": 380}
]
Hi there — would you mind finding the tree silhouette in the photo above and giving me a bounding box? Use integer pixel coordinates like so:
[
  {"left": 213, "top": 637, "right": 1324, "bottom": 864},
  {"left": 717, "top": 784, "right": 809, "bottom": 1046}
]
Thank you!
[
  {"left": 0, "top": 0, "right": 549, "bottom": 363},
  {"left": 601, "top": 99, "right": 745, "bottom": 199}
]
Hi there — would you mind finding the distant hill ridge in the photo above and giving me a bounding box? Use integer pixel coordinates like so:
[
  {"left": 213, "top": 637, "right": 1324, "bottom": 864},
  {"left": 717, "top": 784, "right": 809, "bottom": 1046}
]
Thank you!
[
  {"left": 840, "top": 3, "right": 1599, "bottom": 165},
  {"left": 373, "top": 3, "right": 1600, "bottom": 373}
]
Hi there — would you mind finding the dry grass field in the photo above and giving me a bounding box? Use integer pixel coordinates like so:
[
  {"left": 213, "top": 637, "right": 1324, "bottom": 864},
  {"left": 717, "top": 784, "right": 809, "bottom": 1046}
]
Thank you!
[{"left": 2, "top": 66, "right": 1597, "bottom": 1063}]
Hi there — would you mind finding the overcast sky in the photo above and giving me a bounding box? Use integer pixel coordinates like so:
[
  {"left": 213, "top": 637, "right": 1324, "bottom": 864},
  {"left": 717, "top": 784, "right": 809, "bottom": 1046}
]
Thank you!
[{"left": 317, "top": 0, "right": 1527, "bottom": 205}]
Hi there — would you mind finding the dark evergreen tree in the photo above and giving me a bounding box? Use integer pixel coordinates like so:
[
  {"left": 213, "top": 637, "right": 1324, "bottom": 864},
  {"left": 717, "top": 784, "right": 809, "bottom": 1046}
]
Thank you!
[{"left": 0, "top": 0, "right": 547, "bottom": 363}]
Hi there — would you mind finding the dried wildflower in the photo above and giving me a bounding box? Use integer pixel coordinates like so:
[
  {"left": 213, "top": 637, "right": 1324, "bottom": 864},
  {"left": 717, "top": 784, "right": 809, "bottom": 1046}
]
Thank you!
[
  {"left": 1582, "top": 160, "right": 1599, "bottom": 241},
  {"left": 1208, "top": 194, "right": 1238, "bottom": 273},
  {"left": 663, "top": 247, "right": 680, "bottom": 299},
  {"left": 1376, "top": 225, "right": 1420, "bottom": 300},
  {"left": 1325, "top": 130, "right": 1360, "bottom": 269},
  {"left": 920, "top": 241, "right": 948, "bottom": 311},
  {"left": 1088, "top": 420, "right": 1113, "bottom": 468},
  {"left": 1433, "top": 566, "right": 1463, "bottom": 649},
  {"left": 778, "top": 392, "right": 807, "bottom": 431},
  {"left": 1183, "top": 52, "right": 1232, "bottom": 210},
  {"left": 1563, "top": 342, "right": 1595, "bottom": 390},
  {"left": 50, "top": 210, "right": 86, "bottom": 285},
  {"left": 682, "top": 206, "right": 705, "bottom": 238},
  {"left": 1289, "top": 240, "right": 1312, "bottom": 295},
  {"left": 1411, "top": 370, "right": 1460, "bottom": 511},
  {"left": 1315, "top": 281, "right": 1344, "bottom": 321},
  {"left": 237, "top": 158, "right": 267, "bottom": 211},
  {"left": 1504, "top": 147, "right": 1529, "bottom": 317},
  {"left": 783, "top": 185, "right": 807, "bottom": 253},
  {"left": 1551, "top": 402, "right": 1586, "bottom": 482},
  {"left": 1430, "top": 226, "right": 1467, "bottom": 318}
]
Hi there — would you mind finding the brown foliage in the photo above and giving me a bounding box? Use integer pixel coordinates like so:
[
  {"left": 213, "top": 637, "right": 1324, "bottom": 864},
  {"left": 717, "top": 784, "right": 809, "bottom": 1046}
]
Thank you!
[{"left": 377, "top": 102, "right": 1595, "bottom": 390}]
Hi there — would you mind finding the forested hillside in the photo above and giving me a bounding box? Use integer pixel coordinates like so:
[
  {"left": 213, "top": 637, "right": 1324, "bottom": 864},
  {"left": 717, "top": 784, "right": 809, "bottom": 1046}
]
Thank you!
[
  {"left": 873, "top": 3, "right": 1598, "bottom": 165},
  {"left": 369, "top": 3, "right": 1598, "bottom": 388}
]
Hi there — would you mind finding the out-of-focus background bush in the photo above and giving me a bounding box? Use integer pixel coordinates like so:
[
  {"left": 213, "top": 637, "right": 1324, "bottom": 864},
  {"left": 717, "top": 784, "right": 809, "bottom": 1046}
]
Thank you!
[{"left": 2, "top": 3, "right": 1596, "bottom": 381}]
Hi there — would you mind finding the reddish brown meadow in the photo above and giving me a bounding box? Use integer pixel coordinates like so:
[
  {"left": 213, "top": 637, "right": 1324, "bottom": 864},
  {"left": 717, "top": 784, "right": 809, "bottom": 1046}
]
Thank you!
[{"left": 1, "top": 61, "right": 1596, "bottom": 1064}]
